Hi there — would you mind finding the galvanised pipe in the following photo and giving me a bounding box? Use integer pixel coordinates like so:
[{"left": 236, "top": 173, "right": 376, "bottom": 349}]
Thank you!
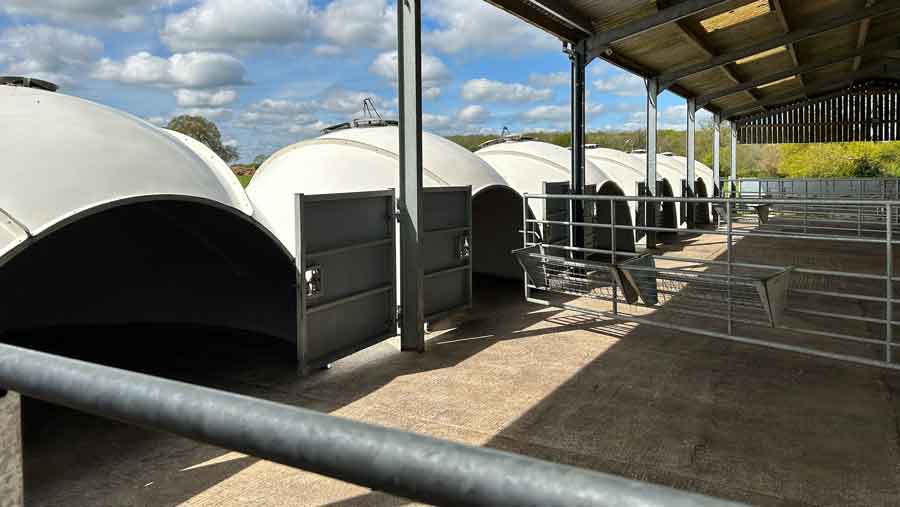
[{"left": 0, "top": 344, "right": 742, "bottom": 507}]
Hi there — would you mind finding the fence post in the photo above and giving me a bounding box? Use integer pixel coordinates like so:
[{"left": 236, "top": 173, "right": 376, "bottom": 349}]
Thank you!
[
  {"left": 610, "top": 199, "right": 618, "bottom": 316},
  {"left": 726, "top": 199, "right": 733, "bottom": 336},
  {"left": 0, "top": 390, "right": 23, "bottom": 507},
  {"left": 522, "top": 194, "right": 530, "bottom": 301},
  {"left": 803, "top": 180, "right": 809, "bottom": 234},
  {"left": 858, "top": 181, "right": 863, "bottom": 238},
  {"left": 887, "top": 202, "right": 893, "bottom": 364}
]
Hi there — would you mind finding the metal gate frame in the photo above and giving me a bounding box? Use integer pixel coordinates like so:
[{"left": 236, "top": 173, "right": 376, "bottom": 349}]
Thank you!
[
  {"left": 295, "top": 190, "right": 397, "bottom": 375},
  {"left": 423, "top": 186, "right": 473, "bottom": 322}
]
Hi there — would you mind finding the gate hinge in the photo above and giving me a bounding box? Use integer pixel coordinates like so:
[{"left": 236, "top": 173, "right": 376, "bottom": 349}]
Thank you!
[{"left": 395, "top": 305, "right": 402, "bottom": 325}]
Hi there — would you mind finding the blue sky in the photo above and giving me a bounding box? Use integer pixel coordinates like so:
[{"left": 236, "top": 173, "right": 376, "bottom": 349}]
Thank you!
[{"left": 0, "top": 0, "right": 706, "bottom": 162}]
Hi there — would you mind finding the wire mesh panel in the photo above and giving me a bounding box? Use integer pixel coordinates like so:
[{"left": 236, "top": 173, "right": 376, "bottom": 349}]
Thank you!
[
  {"left": 514, "top": 245, "right": 616, "bottom": 301},
  {"left": 618, "top": 255, "right": 791, "bottom": 328}
]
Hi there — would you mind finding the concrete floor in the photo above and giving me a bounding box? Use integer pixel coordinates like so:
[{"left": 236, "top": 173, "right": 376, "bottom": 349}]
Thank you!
[{"left": 15, "top": 231, "right": 900, "bottom": 506}]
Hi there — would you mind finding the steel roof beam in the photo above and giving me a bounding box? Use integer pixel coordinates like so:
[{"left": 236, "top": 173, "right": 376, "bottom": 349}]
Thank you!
[
  {"left": 771, "top": 0, "right": 805, "bottom": 91},
  {"left": 486, "top": 0, "right": 586, "bottom": 42},
  {"left": 672, "top": 19, "right": 759, "bottom": 103},
  {"left": 585, "top": 0, "right": 730, "bottom": 61},
  {"left": 722, "top": 61, "right": 900, "bottom": 119},
  {"left": 658, "top": 1, "right": 900, "bottom": 89},
  {"left": 697, "top": 35, "right": 900, "bottom": 107},
  {"left": 853, "top": 1, "right": 877, "bottom": 71},
  {"left": 527, "top": 0, "right": 594, "bottom": 35}
]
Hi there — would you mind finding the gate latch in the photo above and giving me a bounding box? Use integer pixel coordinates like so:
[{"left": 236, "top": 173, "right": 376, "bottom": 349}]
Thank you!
[
  {"left": 456, "top": 233, "right": 471, "bottom": 260},
  {"left": 304, "top": 265, "right": 323, "bottom": 298}
]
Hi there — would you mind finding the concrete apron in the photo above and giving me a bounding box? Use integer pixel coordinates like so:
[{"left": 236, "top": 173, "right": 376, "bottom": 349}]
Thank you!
[{"left": 0, "top": 391, "right": 23, "bottom": 507}]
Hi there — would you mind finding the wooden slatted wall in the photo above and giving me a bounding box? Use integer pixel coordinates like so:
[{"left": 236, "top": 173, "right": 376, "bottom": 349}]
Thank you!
[{"left": 734, "top": 79, "right": 900, "bottom": 144}]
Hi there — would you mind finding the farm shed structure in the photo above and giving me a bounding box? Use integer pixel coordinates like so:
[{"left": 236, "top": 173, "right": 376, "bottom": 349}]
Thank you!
[
  {"left": 483, "top": 0, "right": 900, "bottom": 190},
  {"left": 0, "top": 85, "right": 297, "bottom": 342},
  {"left": 247, "top": 123, "right": 526, "bottom": 280},
  {"left": 476, "top": 138, "right": 636, "bottom": 255}
]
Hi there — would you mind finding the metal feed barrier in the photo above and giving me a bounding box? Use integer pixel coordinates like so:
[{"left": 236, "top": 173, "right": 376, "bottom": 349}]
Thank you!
[
  {"left": 0, "top": 343, "right": 741, "bottom": 507},
  {"left": 517, "top": 193, "right": 900, "bottom": 371},
  {"left": 732, "top": 177, "right": 900, "bottom": 238}
]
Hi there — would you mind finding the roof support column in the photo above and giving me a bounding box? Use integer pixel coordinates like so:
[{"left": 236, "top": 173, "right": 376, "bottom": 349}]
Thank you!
[
  {"left": 646, "top": 78, "right": 659, "bottom": 248},
  {"left": 713, "top": 113, "right": 721, "bottom": 191},
  {"left": 686, "top": 99, "right": 696, "bottom": 188},
  {"left": 730, "top": 120, "right": 738, "bottom": 195},
  {"left": 570, "top": 42, "right": 587, "bottom": 253},
  {"left": 398, "top": 0, "right": 425, "bottom": 352},
  {"left": 686, "top": 98, "right": 696, "bottom": 226}
]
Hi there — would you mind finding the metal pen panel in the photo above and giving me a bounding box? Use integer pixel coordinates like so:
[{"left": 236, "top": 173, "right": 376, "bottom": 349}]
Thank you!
[
  {"left": 295, "top": 190, "right": 397, "bottom": 374},
  {"left": 423, "top": 186, "right": 472, "bottom": 321}
]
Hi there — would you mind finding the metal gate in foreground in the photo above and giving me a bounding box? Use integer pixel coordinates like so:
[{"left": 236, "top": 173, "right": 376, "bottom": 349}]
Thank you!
[
  {"left": 516, "top": 193, "right": 900, "bottom": 371},
  {"left": 0, "top": 343, "right": 741, "bottom": 507},
  {"left": 294, "top": 187, "right": 472, "bottom": 373}
]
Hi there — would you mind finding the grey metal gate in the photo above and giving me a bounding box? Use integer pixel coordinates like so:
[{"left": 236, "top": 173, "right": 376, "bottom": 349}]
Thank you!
[
  {"left": 423, "top": 186, "right": 472, "bottom": 322},
  {"left": 294, "top": 190, "right": 396, "bottom": 374},
  {"left": 542, "top": 181, "right": 570, "bottom": 248}
]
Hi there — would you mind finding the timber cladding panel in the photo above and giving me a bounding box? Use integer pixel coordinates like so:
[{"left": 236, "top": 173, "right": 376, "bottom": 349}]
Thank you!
[
  {"left": 0, "top": 392, "right": 22, "bottom": 507},
  {"left": 734, "top": 79, "right": 900, "bottom": 143}
]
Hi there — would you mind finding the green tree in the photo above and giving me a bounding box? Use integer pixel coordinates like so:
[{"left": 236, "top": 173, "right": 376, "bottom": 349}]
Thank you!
[
  {"left": 166, "top": 115, "right": 239, "bottom": 163},
  {"left": 252, "top": 153, "right": 270, "bottom": 167}
]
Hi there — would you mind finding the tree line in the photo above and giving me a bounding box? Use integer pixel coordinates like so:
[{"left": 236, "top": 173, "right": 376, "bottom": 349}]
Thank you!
[
  {"left": 165, "top": 113, "right": 900, "bottom": 181},
  {"left": 447, "top": 124, "right": 900, "bottom": 179}
]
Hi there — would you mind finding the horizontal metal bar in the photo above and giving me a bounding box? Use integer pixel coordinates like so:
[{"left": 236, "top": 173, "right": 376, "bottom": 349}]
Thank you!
[
  {"left": 553, "top": 303, "right": 900, "bottom": 371},
  {"left": 0, "top": 344, "right": 743, "bottom": 506},
  {"left": 307, "top": 285, "right": 392, "bottom": 314},
  {"left": 787, "top": 307, "right": 888, "bottom": 325},
  {"left": 307, "top": 238, "right": 393, "bottom": 259},
  {"left": 424, "top": 225, "right": 470, "bottom": 235},
  {"left": 524, "top": 193, "right": 900, "bottom": 205},
  {"left": 424, "top": 263, "right": 470, "bottom": 279},
  {"left": 300, "top": 189, "right": 395, "bottom": 202},
  {"left": 790, "top": 288, "right": 888, "bottom": 303},
  {"left": 776, "top": 325, "right": 893, "bottom": 348}
]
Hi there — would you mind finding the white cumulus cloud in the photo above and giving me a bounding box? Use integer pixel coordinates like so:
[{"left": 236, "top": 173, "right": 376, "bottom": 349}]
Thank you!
[
  {"left": 161, "top": 0, "right": 317, "bottom": 52},
  {"left": 369, "top": 50, "right": 450, "bottom": 100},
  {"left": 92, "top": 51, "right": 246, "bottom": 89},
  {"left": 529, "top": 72, "right": 569, "bottom": 88},
  {"left": 1, "top": 0, "right": 162, "bottom": 31},
  {"left": 424, "top": 0, "right": 557, "bottom": 54},
  {"left": 0, "top": 25, "right": 103, "bottom": 87},
  {"left": 593, "top": 72, "right": 644, "bottom": 97},
  {"left": 461, "top": 78, "right": 551, "bottom": 103},
  {"left": 174, "top": 88, "right": 238, "bottom": 107},
  {"left": 456, "top": 104, "right": 490, "bottom": 124},
  {"left": 319, "top": 0, "right": 395, "bottom": 50}
]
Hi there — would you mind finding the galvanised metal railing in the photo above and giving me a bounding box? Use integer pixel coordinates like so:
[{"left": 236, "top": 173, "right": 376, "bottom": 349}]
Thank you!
[
  {"left": 519, "top": 193, "right": 900, "bottom": 371},
  {"left": 0, "top": 343, "right": 742, "bottom": 507},
  {"left": 732, "top": 177, "right": 900, "bottom": 237}
]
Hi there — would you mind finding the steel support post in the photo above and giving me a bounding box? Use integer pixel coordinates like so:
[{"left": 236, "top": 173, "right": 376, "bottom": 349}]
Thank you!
[
  {"left": 646, "top": 78, "right": 659, "bottom": 248},
  {"left": 0, "top": 390, "right": 23, "bottom": 507},
  {"left": 686, "top": 98, "right": 696, "bottom": 226},
  {"left": 730, "top": 120, "right": 738, "bottom": 196},
  {"left": 726, "top": 200, "right": 733, "bottom": 335},
  {"left": 570, "top": 43, "right": 587, "bottom": 254},
  {"left": 713, "top": 113, "right": 721, "bottom": 191},
  {"left": 610, "top": 200, "right": 618, "bottom": 316},
  {"left": 398, "top": 0, "right": 425, "bottom": 352},
  {"left": 887, "top": 203, "right": 894, "bottom": 363}
]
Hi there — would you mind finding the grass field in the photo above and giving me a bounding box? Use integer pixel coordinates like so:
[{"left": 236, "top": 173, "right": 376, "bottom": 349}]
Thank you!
[{"left": 237, "top": 174, "right": 252, "bottom": 187}]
